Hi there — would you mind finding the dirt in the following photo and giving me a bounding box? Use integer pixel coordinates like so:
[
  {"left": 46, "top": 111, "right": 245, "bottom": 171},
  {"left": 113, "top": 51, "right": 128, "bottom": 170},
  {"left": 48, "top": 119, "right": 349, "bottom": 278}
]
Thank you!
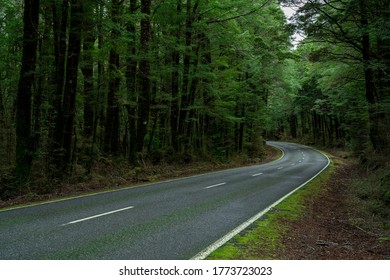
[{"left": 276, "top": 157, "right": 390, "bottom": 260}]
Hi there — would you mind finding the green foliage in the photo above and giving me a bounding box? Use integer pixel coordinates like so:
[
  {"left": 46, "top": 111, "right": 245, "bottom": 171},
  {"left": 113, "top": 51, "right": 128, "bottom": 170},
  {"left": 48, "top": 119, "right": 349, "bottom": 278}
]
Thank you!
[
  {"left": 351, "top": 168, "right": 390, "bottom": 230},
  {"left": 0, "top": 0, "right": 296, "bottom": 196}
]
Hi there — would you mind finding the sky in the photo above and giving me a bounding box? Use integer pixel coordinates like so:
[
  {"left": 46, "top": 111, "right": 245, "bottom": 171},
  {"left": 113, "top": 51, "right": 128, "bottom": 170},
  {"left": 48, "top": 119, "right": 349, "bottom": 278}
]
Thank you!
[{"left": 280, "top": 4, "right": 305, "bottom": 47}]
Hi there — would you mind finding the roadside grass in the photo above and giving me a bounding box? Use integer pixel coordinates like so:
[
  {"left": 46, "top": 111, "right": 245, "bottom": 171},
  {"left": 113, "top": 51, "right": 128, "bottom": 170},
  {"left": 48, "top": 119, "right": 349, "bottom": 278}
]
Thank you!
[{"left": 206, "top": 153, "right": 334, "bottom": 260}]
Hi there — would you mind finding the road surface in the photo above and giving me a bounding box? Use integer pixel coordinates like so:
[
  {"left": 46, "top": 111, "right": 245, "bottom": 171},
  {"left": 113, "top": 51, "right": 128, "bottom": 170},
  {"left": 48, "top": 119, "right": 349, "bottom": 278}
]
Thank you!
[{"left": 0, "top": 142, "right": 329, "bottom": 259}]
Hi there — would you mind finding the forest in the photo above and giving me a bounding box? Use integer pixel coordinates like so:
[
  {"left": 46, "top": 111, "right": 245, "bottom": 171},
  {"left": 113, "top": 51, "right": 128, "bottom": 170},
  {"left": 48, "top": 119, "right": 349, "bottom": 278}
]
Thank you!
[{"left": 0, "top": 0, "right": 389, "bottom": 199}]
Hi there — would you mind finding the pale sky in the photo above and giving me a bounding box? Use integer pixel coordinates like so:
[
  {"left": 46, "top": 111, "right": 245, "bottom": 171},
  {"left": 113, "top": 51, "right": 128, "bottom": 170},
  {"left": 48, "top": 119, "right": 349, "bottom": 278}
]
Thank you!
[{"left": 281, "top": 5, "right": 305, "bottom": 48}]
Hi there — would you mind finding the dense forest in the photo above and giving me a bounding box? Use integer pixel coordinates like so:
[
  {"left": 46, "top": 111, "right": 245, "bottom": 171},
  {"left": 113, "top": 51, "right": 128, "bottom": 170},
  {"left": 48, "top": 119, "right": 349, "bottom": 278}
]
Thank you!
[{"left": 0, "top": 0, "right": 389, "bottom": 198}]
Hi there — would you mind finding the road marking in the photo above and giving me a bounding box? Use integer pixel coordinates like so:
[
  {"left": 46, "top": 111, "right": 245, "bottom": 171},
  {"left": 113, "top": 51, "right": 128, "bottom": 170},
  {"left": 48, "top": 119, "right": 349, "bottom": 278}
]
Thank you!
[
  {"left": 61, "top": 206, "right": 134, "bottom": 226},
  {"left": 204, "top": 182, "right": 226, "bottom": 189},
  {"left": 277, "top": 167, "right": 284, "bottom": 170},
  {"left": 252, "top": 173, "right": 263, "bottom": 177}
]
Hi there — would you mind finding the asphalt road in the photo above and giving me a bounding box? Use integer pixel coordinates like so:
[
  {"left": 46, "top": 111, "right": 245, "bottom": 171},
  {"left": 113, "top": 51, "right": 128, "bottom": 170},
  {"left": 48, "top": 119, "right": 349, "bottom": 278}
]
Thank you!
[{"left": 0, "top": 142, "right": 329, "bottom": 260}]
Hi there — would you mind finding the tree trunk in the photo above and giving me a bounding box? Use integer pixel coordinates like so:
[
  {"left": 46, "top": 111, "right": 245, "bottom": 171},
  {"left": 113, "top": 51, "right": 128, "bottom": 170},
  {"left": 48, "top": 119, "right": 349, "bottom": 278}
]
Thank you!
[
  {"left": 62, "top": 0, "right": 83, "bottom": 171},
  {"left": 290, "top": 114, "right": 297, "bottom": 139},
  {"left": 359, "top": 0, "right": 384, "bottom": 151},
  {"left": 104, "top": 0, "right": 121, "bottom": 155},
  {"left": 135, "top": 0, "right": 151, "bottom": 156},
  {"left": 171, "top": 0, "right": 182, "bottom": 152},
  {"left": 81, "top": 1, "right": 96, "bottom": 139},
  {"left": 178, "top": 0, "right": 193, "bottom": 151},
  {"left": 50, "top": 0, "right": 68, "bottom": 169},
  {"left": 15, "top": 0, "right": 40, "bottom": 181},
  {"left": 126, "top": 0, "right": 138, "bottom": 162}
]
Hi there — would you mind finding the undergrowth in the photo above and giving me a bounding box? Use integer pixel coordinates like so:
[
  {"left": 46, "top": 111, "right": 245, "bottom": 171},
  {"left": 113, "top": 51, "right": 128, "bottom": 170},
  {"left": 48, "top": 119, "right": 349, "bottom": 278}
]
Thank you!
[{"left": 349, "top": 167, "right": 390, "bottom": 231}]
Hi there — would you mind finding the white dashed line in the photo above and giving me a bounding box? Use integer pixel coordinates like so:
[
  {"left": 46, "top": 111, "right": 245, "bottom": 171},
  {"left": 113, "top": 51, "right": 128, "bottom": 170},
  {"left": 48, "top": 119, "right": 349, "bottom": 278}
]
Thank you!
[
  {"left": 252, "top": 173, "right": 263, "bottom": 177},
  {"left": 204, "top": 182, "right": 227, "bottom": 189},
  {"left": 61, "top": 206, "right": 134, "bottom": 226}
]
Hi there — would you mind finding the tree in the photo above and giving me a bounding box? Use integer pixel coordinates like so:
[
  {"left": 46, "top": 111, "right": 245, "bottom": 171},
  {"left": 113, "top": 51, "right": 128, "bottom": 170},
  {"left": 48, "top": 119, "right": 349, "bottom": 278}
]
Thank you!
[
  {"left": 104, "top": 0, "right": 121, "bottom": 155},
  {"left": 50, "top": 0, "right": 84, "bottom": 175},
  {"left": 134, "top": 0, "right": 151, "bottom": 156},
  {"left": 290, "top": 0, "right": 390, "bottom": 152},
  {"left": 15, "top": 0, "right": 40, "bottom": 181},
  {"left": 2, "top": 0, "right": 298, "bottom": 196}
]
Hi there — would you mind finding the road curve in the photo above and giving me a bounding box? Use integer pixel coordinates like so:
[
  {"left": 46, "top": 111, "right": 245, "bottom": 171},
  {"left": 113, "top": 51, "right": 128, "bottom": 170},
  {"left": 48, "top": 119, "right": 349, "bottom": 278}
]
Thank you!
[{"left": 0, "top": 142, "right": 329, "bottom": 260}]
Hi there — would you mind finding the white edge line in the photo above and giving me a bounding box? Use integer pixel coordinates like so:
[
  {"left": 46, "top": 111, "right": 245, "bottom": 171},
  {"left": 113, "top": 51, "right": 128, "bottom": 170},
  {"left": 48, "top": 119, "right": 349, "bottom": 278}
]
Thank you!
[
  {"left": 190, "top": 147, "right": 330, "bottom": 260},
  {"left": 61, "top": 206, "right": 134, "bottom": 226},
  {"left": 266, "top": 141, "right": 285, "bottom": 163},
  {"left": 204, "top": 183, "right": 226, "bottom": 189}
]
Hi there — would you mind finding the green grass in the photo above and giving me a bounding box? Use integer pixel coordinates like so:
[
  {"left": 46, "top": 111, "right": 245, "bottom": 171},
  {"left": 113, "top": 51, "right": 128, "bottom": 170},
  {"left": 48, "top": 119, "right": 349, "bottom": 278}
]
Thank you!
[{"left": 206, "top": 155, "right": 334, "bottom": 260}]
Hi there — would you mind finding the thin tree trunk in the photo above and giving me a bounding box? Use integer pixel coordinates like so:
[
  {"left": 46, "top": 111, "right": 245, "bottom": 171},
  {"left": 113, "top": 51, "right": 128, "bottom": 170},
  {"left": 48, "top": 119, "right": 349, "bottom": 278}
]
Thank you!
[
  {"left": 178, "top": 0, "right": 193, "bottom": 151},
  {"left": 135, "top": 0, "right": 151, "bottom": 156},
  {"left": 81, "top": 1, "right": 96, "bottom": 139},
  {"left": 171, "top": 0, "right": 182, "bottom": 152},
  {"left": 62, "top": 0, "right": 83, "bottom": 171},
  {"left": 105, "top": 0, "right": 121, "bottom": 155},
  {"left": 126, "top": 0, "right": 138, "bottom": 162}
]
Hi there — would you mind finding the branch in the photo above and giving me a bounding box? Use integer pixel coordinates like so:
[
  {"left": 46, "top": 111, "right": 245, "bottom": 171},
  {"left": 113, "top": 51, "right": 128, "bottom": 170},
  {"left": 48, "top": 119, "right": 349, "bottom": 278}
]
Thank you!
[
  {"left": 206, "top": 0, "right": 272, "bottom": 24},
  {"left": 323, "top": 0, "right": 346, "bottom": 12},
  {"left": 308, "top": 0, "right": 362, "bottom": 52}
]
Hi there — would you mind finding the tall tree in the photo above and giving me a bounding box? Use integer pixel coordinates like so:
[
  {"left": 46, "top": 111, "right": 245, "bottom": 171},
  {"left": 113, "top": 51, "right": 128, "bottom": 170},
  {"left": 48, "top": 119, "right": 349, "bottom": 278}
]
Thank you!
[
  {"left": 62, "top": 0, "right": 83, "bottom": 169},
  {"left": 104, "top": 0, "right": 121, "bottom": 155},
  {"left": 50, "top": 0, "right": 84, "bottom": 175},
  {"left": 135, "top": 0, "right": 151, "bottom": 156},
  {"left": 15, "top": 0, "right": 40, "bottom": 181},
  {"left": 125, "top": 0, "right": 138, "bottom": 162},
  {"left": 81, "top": 0, "right": 96, "bottom": 139},
  {"left": 291, "top": 0, "right": 390, "bottom": 152}
]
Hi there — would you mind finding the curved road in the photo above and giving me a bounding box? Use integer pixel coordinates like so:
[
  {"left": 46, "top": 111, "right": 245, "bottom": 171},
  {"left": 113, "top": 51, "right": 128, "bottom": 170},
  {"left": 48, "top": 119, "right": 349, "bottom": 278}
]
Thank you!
[{"left": 0, "top": 142, "right": 329, "bottom": 259}]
